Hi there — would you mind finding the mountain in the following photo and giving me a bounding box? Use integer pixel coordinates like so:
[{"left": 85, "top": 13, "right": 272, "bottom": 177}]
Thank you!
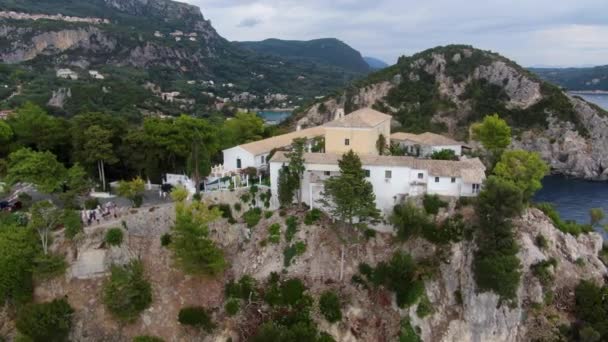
[
  {"left": 0, "top": 0, "right": 364, "bottom": 116},
  {"left": 530, "top": 66, "right": 608, "bottom": 91},
  {"left": 364, "top": 56, "right": 389, "bottom": 70},
  {"left": 236, "top": 38, "right": 371, "bottom": 74},
  {"left": 295, "top": 45, "right": 608, "bottom": 180}
]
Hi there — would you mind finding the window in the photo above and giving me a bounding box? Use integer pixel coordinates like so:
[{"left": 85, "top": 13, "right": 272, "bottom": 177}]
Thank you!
[
  {"left": 385, "top": 170, "right": 392, "bottom": 179},
  {"left": 418, "top": 173, "right": 423, "bottom": 179},
  {"left": 451, "top": 177, "right": 456, "bottom": 183},
  {"left": 365, "top": 169, "right": 370, "bottom": 177},
  {"left": 324, "top": 171, "right": 330, "bottom": 176},
  {"left": 236, "top": 158, "right": 242, "bottom": 169},
  {"left": 261, "top": 155, "right": 265, "bottom": 164},
  {"left": 345, "top": 138, "right": 350, "bottom": 146},
  {"left": 435, "top": 177, "right": 440, "bottom": 183},
  {"left": 473, "top": 184, "right": 481, "bottom": 194}
]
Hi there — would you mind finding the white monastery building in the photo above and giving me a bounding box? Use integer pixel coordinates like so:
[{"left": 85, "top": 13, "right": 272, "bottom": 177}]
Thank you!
[{"left": 221, "top": 107, "right": 486, "bottom": 215}]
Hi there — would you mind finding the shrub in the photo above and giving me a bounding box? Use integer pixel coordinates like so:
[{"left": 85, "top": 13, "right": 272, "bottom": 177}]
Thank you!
[
  {"left": 178, "top": 307, "right": 215, "bottom": 332},
  {"left": 240, "top": 193, "right": 251, "bottom": 203},
  {"left": 455, "top": 196, "right": 476, "bottom": 209},
  {"left": 279, "top": 210, "right": 287, "bottom": 217},
  {"left": 304, "top": 208, "right": 322, "bottom": 225},
  {"left": 268, "top": 224, "right": 281, "bottom": 244},
  {"left": 399, "top": 318, "right": 421, "bottom": 342},
  {"left": 225, "top": 275, "right": 258, "bottom": 301},
  {"left": 535, "top": 234, "right": 548, "bottom": 250},
  {"left": 430, "top": 149, "right": 457, "bottom": 160},
  {"left": 133, "top": 194, "right": 144, "bottom": 208},
  {"left": 536, "top": 203, "right": 593, "bottom": 236},
  {"left": 531, "top": 258, "right": 557, "bottom": 286},
  {"left": 16, "top": 298, "right": 74, "bottom": 342},
  {"left": 283, "top": 241, "right": 307, "bottom": 267},
  {"left": 422, "top": 214, "right": 465, "bottom": 244},
  {"left": 285, "top": 216, "right": 298, "bottom": 242},
  {"left": 392, "top": 201, "right": 432, "bottom": 241},
  {"left": 62, "top": 210, "right": 82, "bottom": 239},
  {"left": 264, "top": 211, "right": 273, "bottom": 219},
  {"left": 364, "top": 228, "right": 377, "bottom": 240},
  {"left": 234, "top": 203, "right": 242, "bottom": 212},
  {"left": 243, "top": 208, "right": 262, "bottom": 228},
  {"left": 416, "top": 295, "right": 433, "bottom": 318},
  {"left": 210, "top": 204, "right": 234, "bottom": 221},
  {"left": 105, "top": 228, "right": 124, "bottom": 246},
  {"left": 160, "top": 233, "right": 172, "bottom": 247},
  {"left": 32, "top": 254, "right": 67, "bottom": 280},
  {"left": 103, "top": 261, "right": 152, "bottom": 322},
  {"left": 133, "top": 336, "right": 164, "bottom": 342},
  {"left": 319, "top": 290, "right": 342, "bottom": 323},
  {"left": 423, "top": 194, "right": 448, "bottom": 215},
  {"left": 84, "top": 197, "right": 100, "bottom": 210},
  {"left": 225, "top": 298, "right": 240, "bottom": 316},
  {"left": 575, "top": 280, "right": 608, "bottom": 340}
]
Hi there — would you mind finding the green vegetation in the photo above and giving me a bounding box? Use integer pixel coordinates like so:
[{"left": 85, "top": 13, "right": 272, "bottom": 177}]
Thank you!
[
  {"left": 283, "top": 241, "right": 307, "bottom": 267},
  {"left": 102, "top": 261, "right": 152, "bottom": 323},
  {"left": 178, "top": 307, "right": 215, "bottom": 332},
  {"left": 243, "top": 208, "right": 262, "bottom": 228},
  {"left": 535, "top": 203, "right": 593, "bottom": 236},
  {"left": 493, "top": 150, "right": 549, "bottom": 200},
  {"left": 531, "top": 66, "right": 608, "bottom": 92},
  {"left": 32, "top": 253, "right": 67, "bottom": 280},
  {"left": 416, "top": 294, "right": 434, "bottom": 318},
  {"left": 531, "top": 258, "right": 557, "bottom": 286},
  {"left": 590, "top": 208, "right": 605, "bottom": 226},
  {"left": 285, "top": 216, "right": 299, "bottom": 242},
  {"left": 62, "top": 210, "right": 83, "bottom": 239},
  {"left": 16, "top": 298, "right": 74, "bottom": 342},
  {"left": 225, "top": 298, "right": 240, "bottom": 316},
  {"left": 116, "top": 177, "right": 145, "bottom": 207},
  {"left": 319, "top": 290, "right": 342, "bottom": 323},
  {"left": 133, "top": 336, "right": 164, "bottom": 342},
  {"left": 160, "top": 233, "right": 172, "bottom": 247},
  {"left": 304, "top": 208, "right": 322, "bottom": 225},
  {"left": 391, "top": 201, "right": 465, "bottom": 244},
  {"left": 430, "top": 149, "right": 458, "bottom": 160},
  {"left": 268, "top": 223, "right": 281, "bottom": 244},
  {"left": 171, "top": 200, "right": 225, "bottom": 276},
  {"left": 422, "top": 194, "right": 448, "bottom": 215},
  {"left": 573, "top": 280, "right": 608, "bottom": 340},
  {"left": 399, "top": 318, "right": 422, "bottom": 342},
  {"left": 0, "top": 225, "right": 38, "bottom": 304},
  {"left": 105, "top": 228, "right": 124, "bottom": 246},
  {"left": 535, "top": 234, "right": 548, "bottom": 250},
  {"left": 471, "top": 113, "right": 512, "bottom": 158},
  {"left": 356, "top": 252, "right": 425, "bottom": 308},
  {"left": 319, "top": 150, "right": 380, "bottom": 227}
]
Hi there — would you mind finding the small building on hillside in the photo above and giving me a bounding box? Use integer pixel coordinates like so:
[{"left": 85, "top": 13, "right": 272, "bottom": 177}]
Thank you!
[
  {"left": 56, "top": 68, "right": 78, "bottom": 80},
  {"left": 391, "top": 132, "right": 466, "bottom": 157},
  {"left": 89, "top": 70, "right": 105, "bottom": 80},
  {"left": 0, "top": 110, "right": 13, "bottom": 120}
]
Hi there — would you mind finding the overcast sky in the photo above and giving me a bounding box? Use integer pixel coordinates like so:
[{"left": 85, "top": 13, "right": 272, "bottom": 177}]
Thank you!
[{"left": 186, "top": 0, "right": 608, "bottom": 67}]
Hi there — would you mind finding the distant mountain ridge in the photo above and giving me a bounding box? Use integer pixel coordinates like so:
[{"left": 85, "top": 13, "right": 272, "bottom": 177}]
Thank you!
[
  {"left": 236, "top": 38, "right": 371, "bottom": 74},
  {"left": 531, "top": 66, "right": 608, "bottom": 91},
  {"left": 363, "top": 56, "right": 389, "bottom": 70}
]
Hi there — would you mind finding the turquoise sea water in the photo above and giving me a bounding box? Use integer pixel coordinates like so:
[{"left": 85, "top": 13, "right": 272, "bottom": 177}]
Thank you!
[{"left": 258, "top": 111, "right": 291, "bottom": 124}]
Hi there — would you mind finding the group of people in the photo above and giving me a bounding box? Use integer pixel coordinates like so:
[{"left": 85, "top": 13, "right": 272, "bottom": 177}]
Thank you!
[{"left": 81, "top": 202, "right": 119, "bottom": 226}]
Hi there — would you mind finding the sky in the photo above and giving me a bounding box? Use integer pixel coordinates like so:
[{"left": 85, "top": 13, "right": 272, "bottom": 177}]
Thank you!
[{"left": 184, "top": 0, "right": 608, "bottom": 68}]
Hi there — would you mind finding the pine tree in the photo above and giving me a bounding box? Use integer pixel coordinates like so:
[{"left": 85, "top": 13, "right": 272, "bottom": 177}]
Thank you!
[
  {"left": 319, "top": 150, "right": 380, "bottom": 226},
  {"left": 286, "top": 138, "right": 306, "bottom": 205},
  {"left": 278, "top": 164, "right": 296, "bottom": 207}
]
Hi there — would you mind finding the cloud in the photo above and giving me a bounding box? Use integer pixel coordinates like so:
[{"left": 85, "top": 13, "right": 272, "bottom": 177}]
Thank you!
[
  {"left": 237, "top": 17, "right": 262, "bottom": 27},
  {"left": 190, "top": 0, "right": 608, "bottom": 67}
]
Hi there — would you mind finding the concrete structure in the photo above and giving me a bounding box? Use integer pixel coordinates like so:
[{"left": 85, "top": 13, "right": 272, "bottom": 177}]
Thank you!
[
  {"left": 324, "top": 108, "right": 391, "bottom": 155},
  {"left": 391, "top": 132, "right": 465, "bottom": 157},
  {"left": 89, "top": 70, "right": 105, "bottom": 80},
  {"left": 56, "top": 68, "right": 78, "bottom": 80}
]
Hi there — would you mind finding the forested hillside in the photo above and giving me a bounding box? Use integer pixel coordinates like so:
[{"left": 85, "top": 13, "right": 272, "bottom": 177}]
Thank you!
[{"left": 531, "top": 66, "right": 608, "bottom": 91}]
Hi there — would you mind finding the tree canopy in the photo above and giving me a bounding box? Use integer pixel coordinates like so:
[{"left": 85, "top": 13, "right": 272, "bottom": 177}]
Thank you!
[
  {"left": 493, "top": 150, "right": 549, "bottom": 200},
  {"left": 6, "top": 148, "right": 67, "bottom": 193},
  {"left": 471, "top": 114, "right": 512, "bottom": 151}
]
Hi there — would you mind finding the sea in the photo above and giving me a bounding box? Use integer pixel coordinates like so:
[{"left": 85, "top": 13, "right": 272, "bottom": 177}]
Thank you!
[
  {"left": 533, "top": 93, "right": 608, "bottom": 230},
  {"left": 257, "top": 111, "right": 291, "bottom": 124}
]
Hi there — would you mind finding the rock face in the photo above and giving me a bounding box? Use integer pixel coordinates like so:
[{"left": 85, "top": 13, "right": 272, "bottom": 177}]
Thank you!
[
  {"left": 412, "top": 208, "right": 606, "bottom": 342},
  {"left": 298, "top": 45, "right": 608, "bottom": 180}
]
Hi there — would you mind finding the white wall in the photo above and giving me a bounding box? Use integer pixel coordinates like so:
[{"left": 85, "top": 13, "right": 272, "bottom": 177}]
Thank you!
[
  {"left": 222, "top": 146, "right": 256, "bottom": 171},
  {"left": 427, "top": 175, "right": 462, "bottom": 197},
  {"left": 397, "top": 141, "right": 462, "bottom": 157}
]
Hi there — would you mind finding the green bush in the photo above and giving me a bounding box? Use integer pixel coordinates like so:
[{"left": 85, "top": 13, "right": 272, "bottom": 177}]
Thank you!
[
  {"left": 84, "top": 197, "right": 100, "bottom": 210},
  {"left": 283, "top": 241, "right": 307, "bottom": 267},
  {"left": 32, "top": 254, "right": 67, "bottom": 280},
  {"left": 364, "top": 228, "right": 377, "bottom": 240},
  {"left": 268, "top": 223, "right": 281, "bottom": 244},
  {"left": 210, "top": 204, "right": 233, "bottom": 221},
  {"left": 62, "top": 210, "right": 82, "bottom": 239},
  {"left": 16, "top": 298, "right": 74, "bottom": 342},
  {"left": 535, "top": 234, "right": 548, "bottom": 250},
  {"left": 133, "top": 194, "right": 144, "bottom": 208},
  {"left": 264, "top": 211, "right": 273, "bottom": 219},
  {"left": 416, "top": 295, "right": 433, "bottom": 318},
  {"left": 399, "top": 318, "right": 421, "bottom": 342},
  {"left": 0, "top": 226, "right": 38, "bottom": 304},
  {"left": 103, "top": 261, "right": 152, "bottom": 322},
  {"left": 133, "top": 336, "right": 164, "bottom": 342},
  {"left": 391, "top": 202, "right": 432, "bottom": 241},
  {"left": 531, "top": 258, "right": 557, "bottom": 286},
  {"left": 243, "top": 208, "right": 262, "bottom": 228},
  {"left": 178, "top": 307, "right": 215, "bottom": 332},
  {"left": 234, "top": 203, "right": 242, "bottom": 212},
  {"left": 423, "top": 214, "right": 465, "bottom": 244},
  {"left": 105, "top": 228, "right": 124, "bottom": 246},
  {"left": 319, "top": 290, "right": 342, "bottom": 323},
  {"left": 160, "top": 233, "right": 171, "bottom": 247},
  {"left": 423, "top": 194, "right": 448, "bottom": 215},
  {"left": 225, "top": 298, "right": 240, "bottom": 316},
  {"left": 304, "top": 208, "right": 322, "bottom": 225},
  {"left": 225, "top": 275, "right": 258, "bottom": 301},
  {"left": 574, "top": 280, "right": 608, "bottom": 340},
  {"left": 536, "top": 203, "right": 593, "bottom": 236},
  {"left": 285, "top": 216, "right": 298, "bottom": 242},
  {"left": 240, "top": 193, "right": 251, "bottom": 203},
  {"left": 279, "top": 210, "right": 287, "bottom": 217}
]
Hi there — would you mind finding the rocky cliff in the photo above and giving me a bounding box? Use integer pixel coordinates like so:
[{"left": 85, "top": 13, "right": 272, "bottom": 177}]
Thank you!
[{"left": 296, "top": 45, "right": 608, "bottom": 180}]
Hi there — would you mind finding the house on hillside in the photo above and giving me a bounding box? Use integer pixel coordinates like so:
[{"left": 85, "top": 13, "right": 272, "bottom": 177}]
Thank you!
[
  {"left": 220, "top": 107, "right": 486, "bottom": 216},
  {"left": 56, "top": 68, "right": 78, "bottom": 80},
  {"left": 0, "top": 110, "right": 13, "bottom": 120},
  {"left": 391, "top": 132, "right": 466, "bottom": 157}
]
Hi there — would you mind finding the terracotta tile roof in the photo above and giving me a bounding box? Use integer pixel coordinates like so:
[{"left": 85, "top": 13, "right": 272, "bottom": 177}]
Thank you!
[
  {"left": 236, "top": 126, "right": 325, "bottom": 155},
  {"left": 324, "top": 108, "right": 392, "bottom": 128},
  {"left": 391, "top": 132, "right": 464, "bottom": 146},
  {"left": 270, "top": 152, "right": 486, "bottom": 183}
]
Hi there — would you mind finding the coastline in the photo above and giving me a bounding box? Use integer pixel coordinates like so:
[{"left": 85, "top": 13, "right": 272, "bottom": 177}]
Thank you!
[{"left": 569, "top": 90, "right": 608, "bottom": 95}]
